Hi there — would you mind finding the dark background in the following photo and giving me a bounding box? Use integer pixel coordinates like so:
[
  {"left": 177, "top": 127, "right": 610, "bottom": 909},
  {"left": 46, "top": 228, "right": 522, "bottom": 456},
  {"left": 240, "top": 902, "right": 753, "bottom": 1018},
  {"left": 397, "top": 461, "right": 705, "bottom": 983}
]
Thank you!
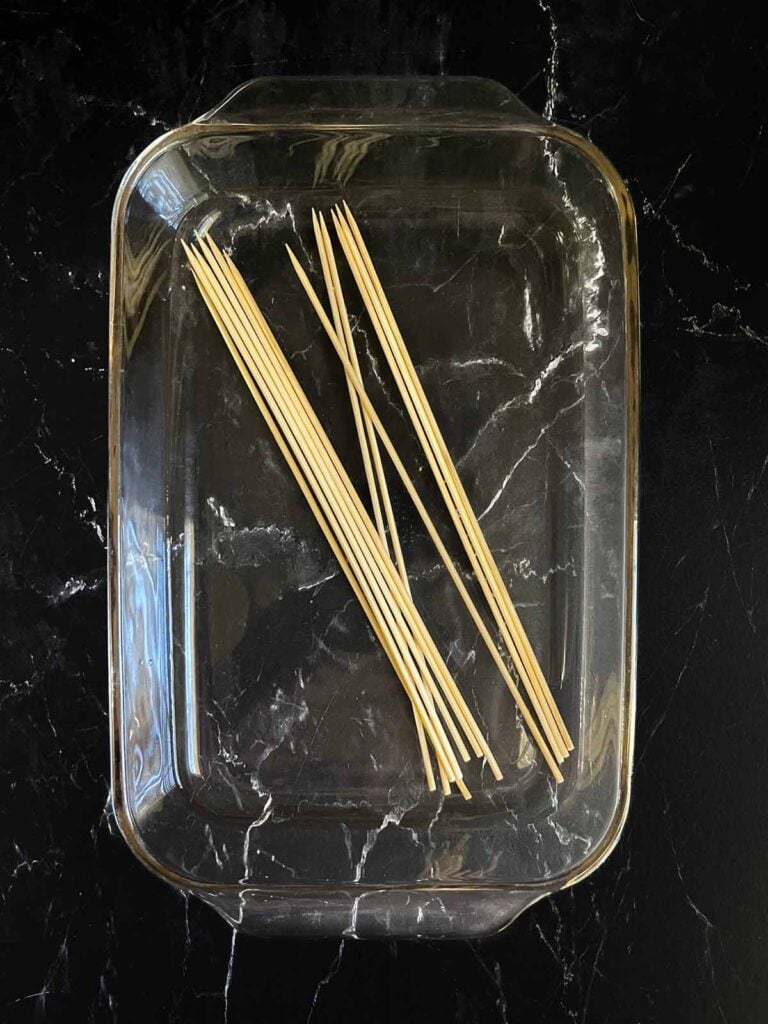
[{"left": 1, "top": 1, "right": 767, "bottom": 1020}]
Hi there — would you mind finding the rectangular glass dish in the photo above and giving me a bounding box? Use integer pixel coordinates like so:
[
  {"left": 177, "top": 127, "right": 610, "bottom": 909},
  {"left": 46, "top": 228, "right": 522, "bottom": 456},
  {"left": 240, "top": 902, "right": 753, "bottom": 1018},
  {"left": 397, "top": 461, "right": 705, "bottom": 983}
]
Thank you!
[{"left": 109, "top": 76, "right": 638, "bottom": 938}]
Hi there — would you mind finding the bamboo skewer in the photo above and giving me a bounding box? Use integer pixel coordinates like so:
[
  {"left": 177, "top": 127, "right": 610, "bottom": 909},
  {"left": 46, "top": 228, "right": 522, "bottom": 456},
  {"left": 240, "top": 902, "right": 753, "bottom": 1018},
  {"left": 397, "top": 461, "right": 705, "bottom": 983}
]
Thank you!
[
  {"left": 286, "top": 244, "right": 564, "bottom": 783},
  {"left": 181, "top": 251, "right": 441, "bottom": 761},
  {"left": 185, "top": 235, "right": 506, "bottom": 798},
  {"left": 330, "top": 209, "right": 568, "bottom": 764},
  {"left": 185, "top": 257, "right": 454, "bottom": 781},
  {"left": 311, "top": 211, "right": 443, "bottom": 794},
  {"left": 189, "top": 240, "right": 469, "bottom": 789},
  {"left": 341, "top": 201, "right": 574, "bottom": 754},
  {"left": 187, "top": 246, "right": 467, "bottom": 795},
  {"left": 333, "top": 204, "right": 573, "bottom": 757},
  {"left": 204, "top": 238, "right": 501, "bottom": 780},
  {"left": 184, "top": 211, "right": 568, "bottom": 792}
]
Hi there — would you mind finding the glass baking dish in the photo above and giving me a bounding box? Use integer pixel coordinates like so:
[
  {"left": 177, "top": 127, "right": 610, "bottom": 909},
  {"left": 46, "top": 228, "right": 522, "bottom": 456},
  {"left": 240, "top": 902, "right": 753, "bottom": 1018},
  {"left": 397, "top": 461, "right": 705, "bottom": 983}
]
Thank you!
[{"left": 108, "top": 76, "right": 638, "bottom": 938}]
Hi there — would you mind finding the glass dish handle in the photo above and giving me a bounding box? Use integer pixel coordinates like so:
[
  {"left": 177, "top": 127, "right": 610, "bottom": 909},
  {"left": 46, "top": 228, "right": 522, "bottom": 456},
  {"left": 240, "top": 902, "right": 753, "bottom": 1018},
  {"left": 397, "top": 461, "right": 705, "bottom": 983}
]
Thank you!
[{"left": 196, "top": 75, "right": 543, "bottom": 127}]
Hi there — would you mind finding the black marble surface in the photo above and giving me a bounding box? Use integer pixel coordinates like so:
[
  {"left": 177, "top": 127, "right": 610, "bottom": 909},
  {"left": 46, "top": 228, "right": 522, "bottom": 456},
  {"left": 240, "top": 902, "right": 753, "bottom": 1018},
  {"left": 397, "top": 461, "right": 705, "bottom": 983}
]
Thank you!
[{"left": 1, "top": 1, "right": 767, "bottom": 1020}]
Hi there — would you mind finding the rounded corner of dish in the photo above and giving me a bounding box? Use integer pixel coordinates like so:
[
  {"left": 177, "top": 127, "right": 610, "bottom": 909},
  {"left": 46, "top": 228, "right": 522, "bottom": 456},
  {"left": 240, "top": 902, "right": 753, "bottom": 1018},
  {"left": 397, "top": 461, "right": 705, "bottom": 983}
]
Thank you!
[
  {"left": 109, "top": 122, "right": 205, "bottom": 239},
  {"left": 109, "top": 777, "right": 214, "bottom": 895},
  {"left": 558, "top": 765, "right": 634, "bottom": 894},
  {"left": 543, "top": 123, "right": 638, "bottom": 235}
]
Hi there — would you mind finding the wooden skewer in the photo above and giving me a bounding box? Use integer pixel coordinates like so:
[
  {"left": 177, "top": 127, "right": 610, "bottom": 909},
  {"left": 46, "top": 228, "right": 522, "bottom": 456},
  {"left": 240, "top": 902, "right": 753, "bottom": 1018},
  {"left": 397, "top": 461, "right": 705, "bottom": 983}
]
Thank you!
[
  {"left": 214, "top": 252, "right": 481, "bottom": 798},
  {"left": 331, "top": 209, "right": 567, "bottom": 764},
  {"left": 187, "top": 237, "right": 495, "bottom": 797},
  {"left": 286, "top": 243, "right": 563, "bottom": 783},
  {"left": 188, "top": 251, "right": 471, "bottom": 797},
  {"left": 311, "top": 210, "right": 443, "bottom": 795},
  {"left": 340, "top": 202, "right": 574, "bottom": 754},
  {"left": 188, "top": 241, "right": 468, "bottom": 790},
  {"left": 201, "top": 243, "right": 475, "bottom": 774},
  {"left": 333, "top": 206, "right": 569, "bottom": 759},
  {"left": 182, "top": 243, "right": 461, "bottom": 789},
  {"left": 207, "top": 238, "right": 501, "bottom": 789},
  {"left": 204, "top": 237, "right": 501, "bottom": 781},
  {"left": 334, "top": 204, "right": 573, "bottom": 757},
  {"left": 331, "top": 211, "right": 559, "bottom": 766}
]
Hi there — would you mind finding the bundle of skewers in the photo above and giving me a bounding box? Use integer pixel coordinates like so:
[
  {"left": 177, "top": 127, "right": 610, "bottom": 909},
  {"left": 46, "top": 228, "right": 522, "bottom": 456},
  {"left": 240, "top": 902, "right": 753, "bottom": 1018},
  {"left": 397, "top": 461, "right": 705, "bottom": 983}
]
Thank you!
[{"left": 183, "top": 204, "right": 573, "bottom": 799}]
